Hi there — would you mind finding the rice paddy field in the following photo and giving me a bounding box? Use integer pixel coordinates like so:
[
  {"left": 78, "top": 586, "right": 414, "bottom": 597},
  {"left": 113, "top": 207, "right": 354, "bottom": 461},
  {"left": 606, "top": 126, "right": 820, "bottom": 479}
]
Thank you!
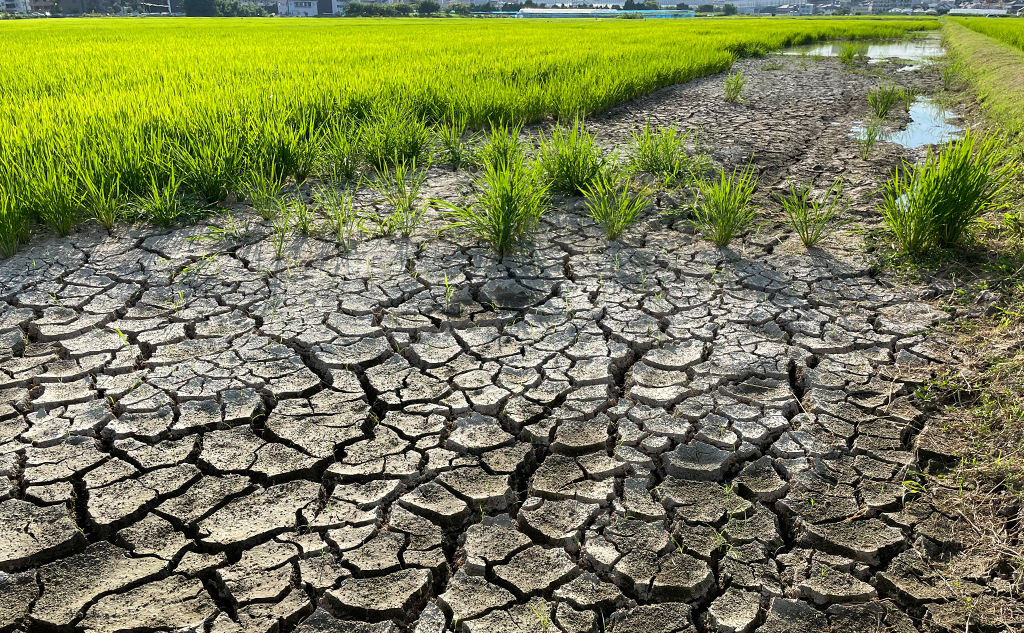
[
  {"left": 951, "top": 16, "right": 1024, "bottom": 52},
  {"left": 0, "top": 17, "right": 936, "bottom": 252}
]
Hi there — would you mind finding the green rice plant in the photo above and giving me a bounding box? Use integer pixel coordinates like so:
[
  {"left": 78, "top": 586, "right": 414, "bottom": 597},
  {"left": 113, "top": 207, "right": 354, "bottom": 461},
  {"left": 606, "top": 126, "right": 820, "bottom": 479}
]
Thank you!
[
  {"left": 282, "top": 113, "right": 326, "bottom": 184},
  {"left": 880, "top": 129, "right": 1012, "bottom": 254},
  {"left": 440, "top": 151, "right": 549, "bottom": 256},
  {"left": 369, "top": 158, "right": 428, "bottom": 237},
  {"left": 314, "top": 185, "right": 360, "bottom": 250},
  {"left": 0, "top": 18, "right": 938, "bottom": 230},
  {"left": 32, "top": 159, "right": 81, "bottom": 237},
  {"left": 172, "top": 119, "right": 245, "bottom": 204},
  {"left": 80, "top": 173, "right": 123, "bottom": 232},
  {"left": 900, "top": 86, "right": 917, "bottom": 113},
  {"left": 837, "top": 41, "right": 869, "bottom": 67},
  {"left": 435, "top": 112, "right": 480, "bottom": 170},
  {"left": 538, "top": 118, "right": 608, "bottom": 195},
  {"left": 143, "top": 169, "right": 191, "bottom": 228},
  {"left": 723, "top": 70, "right": 746, "bottom": 103},
  {"left": 867, "top": 83, "right": 903, "bottom": 120},
  {"left": 480, "top": 121, "right": 525, "bottom": 172},
  {"left": 0, "top": 186, "right": 25, "bottom": 258},
  {"left": 857, "top": 118, "right": 885, "bottom": 160},
  {"left": 362, "top": 101, "right": 431, "bottom": 171},
  {"left": 321, "top": 120, "right": 363, "bottom": 183},
  {"left": 777, "top": 178, "right": 849, "bottom": 248},
  {"left": 244, "top": 164, "right": 286, "bottom": 221},
  {"left": 626, "top": 122, "right": 712, "bottom": 185},
  {"left": 689, "top": 165, "right": 758, "bottom": 248},
  {"left": 271, "top": 199, "right": 293, "bottom": 260},
  {"left": 583, "top": 173, "right": 651, "bottom": 240},
  {"left": 291, "top": 199, "right": 315, "bottom": 235}
]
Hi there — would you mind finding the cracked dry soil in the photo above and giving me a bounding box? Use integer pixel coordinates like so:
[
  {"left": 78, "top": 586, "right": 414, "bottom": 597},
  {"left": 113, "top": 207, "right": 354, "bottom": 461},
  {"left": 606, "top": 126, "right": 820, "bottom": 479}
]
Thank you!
[{"left": 0, "top": 54, "right": 1000, "bottom": 633}]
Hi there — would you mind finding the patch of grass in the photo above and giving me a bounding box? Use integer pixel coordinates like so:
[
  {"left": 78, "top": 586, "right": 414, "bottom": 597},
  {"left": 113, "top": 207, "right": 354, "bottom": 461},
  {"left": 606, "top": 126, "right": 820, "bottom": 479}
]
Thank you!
[
  {"left": 369, "top": 158, "right": 428, "bottom": 237},
  {"left": 172, "top": 121, "right": 244, "bottom": 204},
  {"left": 777, "top": 178, "right": 848, "bottom": 248},
  {"left": 761, "top": 61, "right": 784, "bottom": 71},
  {"left": 80, "top": 173, "right": 122, "bottom": 232},
  {"left": 362, "top": 101, "right": 431, "bottom": 171},
  {"left": 942, "top": 21, "right": 1024, "bottom": 161},
  {"left": 435, "top": 112, "right": 480, "bottom": 170},
  {"left": 0, "top": 186, "right": 25, "bottom": 258},
  {"left": 283, "top": 113, "right": 325, "bottom": 184},
  {"left": 689, "top": 164, "right": 758, "bottom": 248},
  {"left": 244, "top": 164, "right": 286, "bottom": 221},
  {"left": 626, "top": 122, "right": 712, "bottom": 185},
  {"left": 538, "top": 118, "right": 608, "bottom": 195},
  {"left": 314, "top": 185, "right": 360, "bottom": 250},
  {"left": 440, "top": 143, "right": 548, "bottom": 256},
  {"left": 584, "top": 173, "right": 651, "bottom": 241},
  {"left": 837, "top": 41, "right": 869, "bottom": 67},
  {"left": 321, "top": 119, "right": 363, "bottom": 183},
  {"left": 868, "top": 83, "right": 904, "bottom": 120},
  {"left": 879, "top": 129, "right": 1012, "bottom": 255},
  {"left": 480, "top": 121, "right": 525, "bottom": 172},
  {"left": 143, "top": 169, "right": 191, "bottom": 228},
  {"left": 723, "top": 70, "right": 746, "bottom": 103}
]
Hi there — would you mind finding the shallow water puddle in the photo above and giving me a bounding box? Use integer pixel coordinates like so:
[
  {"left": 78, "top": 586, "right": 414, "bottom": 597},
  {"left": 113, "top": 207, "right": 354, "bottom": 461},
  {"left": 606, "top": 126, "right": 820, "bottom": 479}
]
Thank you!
[
  {"left": 850, "top": 97, "right": 962, "bottom": 149},
  {"left": 785, "top": 37, "right": 943, "bottom": 63}
]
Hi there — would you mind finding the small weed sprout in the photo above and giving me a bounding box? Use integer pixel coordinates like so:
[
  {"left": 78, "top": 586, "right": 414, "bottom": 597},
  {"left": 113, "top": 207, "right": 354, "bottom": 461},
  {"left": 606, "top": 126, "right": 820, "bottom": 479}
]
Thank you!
[
  {"left": 369, "top": 158, "right": 428, "bottom": 237},
  {"left": 867, "top": 83, "right": 903, "bottom": 120},
  {"left": 583, "top": 173, "right": 651, "bottom": 241},
  {"left": 538, "top": 118, "right": 608, "bottom": 195},
  {"left": 314, "top": 185, "right": 360, "bottom": 250},
  {"left": 529, "top": 601, "right": 551, "bottom": 632},
  {"left": 723, "top": 70, "right": 746, "bottom": 103},
  {"left": 689, "top": 164, "right": 758, "bottom": 248},
  {"left": 271, "top": 199, "right": 292, "bottom": 260},
  {"left": 440, "top": 142, "right": 548, "bottom": 256},
  {"left": 627, "top": 122, "right": 711, "bottom": 185},
  {"left": 880, "top": 129, "right": 1012, "bottom": 254},
  {"left": 777, "top": 179, "right": 849, "bottom": 248}
]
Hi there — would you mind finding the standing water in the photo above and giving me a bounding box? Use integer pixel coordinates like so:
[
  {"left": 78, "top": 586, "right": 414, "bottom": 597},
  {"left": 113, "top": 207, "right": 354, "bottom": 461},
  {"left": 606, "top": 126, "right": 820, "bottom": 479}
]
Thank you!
[
  {"left": 785, "top": 37, "right": 943, "bottom": 63},
  {"left": 850, "top": 97, "right": 962, "bottom": 149}
]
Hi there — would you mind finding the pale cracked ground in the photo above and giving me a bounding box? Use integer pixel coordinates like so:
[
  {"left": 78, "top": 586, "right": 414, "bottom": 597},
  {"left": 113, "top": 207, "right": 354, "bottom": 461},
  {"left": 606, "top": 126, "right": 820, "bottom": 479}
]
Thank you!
[{"left": 0, "top": 56, "right": 992, "bottom": 633}]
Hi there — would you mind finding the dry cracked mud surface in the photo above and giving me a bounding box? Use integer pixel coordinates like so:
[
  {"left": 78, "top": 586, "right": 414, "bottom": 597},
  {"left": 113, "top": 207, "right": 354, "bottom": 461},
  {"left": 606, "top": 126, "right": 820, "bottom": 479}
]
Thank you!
[{"left": 0, "top": 54, "right": 1008, "bottom": 633}]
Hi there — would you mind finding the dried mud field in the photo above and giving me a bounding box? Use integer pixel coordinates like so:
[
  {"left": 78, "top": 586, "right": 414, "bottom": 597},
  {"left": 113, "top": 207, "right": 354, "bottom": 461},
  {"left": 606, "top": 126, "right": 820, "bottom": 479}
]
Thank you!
[{"left": 1, "top": 54, "right": 1011, "bottom": 633}]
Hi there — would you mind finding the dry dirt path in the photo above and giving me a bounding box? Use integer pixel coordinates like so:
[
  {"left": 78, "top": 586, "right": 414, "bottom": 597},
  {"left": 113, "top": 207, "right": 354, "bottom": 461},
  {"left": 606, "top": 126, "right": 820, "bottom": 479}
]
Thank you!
[{"left": 0, "top": 54, "right": 990, "bottom": 633}]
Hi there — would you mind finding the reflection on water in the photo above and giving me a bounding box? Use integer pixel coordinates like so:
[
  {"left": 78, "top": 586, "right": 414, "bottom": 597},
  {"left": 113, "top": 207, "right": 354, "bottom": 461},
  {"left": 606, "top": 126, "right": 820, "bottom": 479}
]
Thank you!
[
  {"left": 786, "top": 37, "right": 943, "bottom": 62},
  {"left": 849, "top": 97, "right": 962, "bottom": 149}
]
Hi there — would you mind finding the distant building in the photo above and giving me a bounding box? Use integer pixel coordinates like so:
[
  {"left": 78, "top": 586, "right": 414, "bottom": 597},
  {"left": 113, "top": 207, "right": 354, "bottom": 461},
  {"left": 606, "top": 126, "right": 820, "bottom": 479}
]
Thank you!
[
  {"left": 3, "top": 0, "right": 29, "bottom": 12},
  {"left": 948, "top": 6, "right": 1007, "bottom": 13},
  {"left": 517, "top": 6, "right": 695, "bottom": 15},
  {"left": 870, "top": 0, "right": 909, "bottom": 12},
  {"left": 278, "top": 0, "right": 317, "bottom": 13}
]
